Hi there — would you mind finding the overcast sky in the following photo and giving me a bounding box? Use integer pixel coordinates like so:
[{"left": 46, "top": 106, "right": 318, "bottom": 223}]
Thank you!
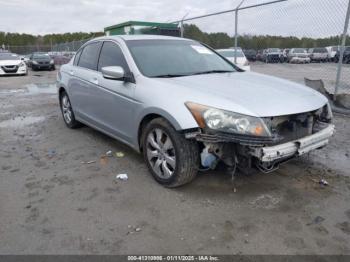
[{"left": 0, "top": 0, "right": 348, "bottom": 38}]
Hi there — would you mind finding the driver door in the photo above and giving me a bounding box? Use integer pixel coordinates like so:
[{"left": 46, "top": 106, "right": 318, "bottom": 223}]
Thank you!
[{"left": 91, "top": 41, "right": 136, "bottom": 144}]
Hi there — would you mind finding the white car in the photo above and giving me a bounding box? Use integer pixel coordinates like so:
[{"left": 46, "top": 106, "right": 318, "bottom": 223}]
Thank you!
[
  {"left": 288, "top": 48, "right": 311, "bottom": 64},
  {"left": 216, "top": 49, "right": 251, "bottom": 71},
  {"left": 325, "top": 46, "right": 339, "bottom": 62},
  {"left": 0, "top": 53, "right": 27, "bottom": 76}
]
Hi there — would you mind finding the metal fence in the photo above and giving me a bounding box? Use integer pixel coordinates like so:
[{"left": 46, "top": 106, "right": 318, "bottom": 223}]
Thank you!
[
  {"left": 4, "top": 39, "right": 91, "bottom": 55},
  {"left": 2, "top": 0, "right": 350, "bottom": 104},
  {"left": 176, "top": 0, "right": 350, "bottom": 104},
  {"left": 51, "top": 39, "right": 92, "bottom": 53}
]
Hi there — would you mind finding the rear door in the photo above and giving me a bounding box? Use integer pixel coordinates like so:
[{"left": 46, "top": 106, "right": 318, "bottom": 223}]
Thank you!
[{"left": 69, "top": 41, "right": 102, "bottom": 123}]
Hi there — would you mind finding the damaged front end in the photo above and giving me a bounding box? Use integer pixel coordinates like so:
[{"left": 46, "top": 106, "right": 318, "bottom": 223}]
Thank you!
[{"left": 185, "top": 102, "right": 334, "bottom": 173}]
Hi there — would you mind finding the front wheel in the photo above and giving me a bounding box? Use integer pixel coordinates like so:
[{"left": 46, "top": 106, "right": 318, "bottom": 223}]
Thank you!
[{"left": 142, "top": 118, "right": 199, "bottom": 187}]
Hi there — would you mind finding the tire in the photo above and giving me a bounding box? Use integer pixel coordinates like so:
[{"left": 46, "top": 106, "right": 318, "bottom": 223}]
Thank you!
[
  {"left": 59, "top": 91, "right": 82, "bottom": 129},
  {"left": 141, "top": 118, "right": 199, "bottom": 187}
]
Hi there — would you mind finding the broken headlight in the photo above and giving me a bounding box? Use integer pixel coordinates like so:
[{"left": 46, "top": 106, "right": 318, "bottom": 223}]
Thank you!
[
  {"left": 315, "top": 102, "right": 333, "bottom": 122},
  {"left": 185, "top": 102, "right": 271, "bottom": 137}
]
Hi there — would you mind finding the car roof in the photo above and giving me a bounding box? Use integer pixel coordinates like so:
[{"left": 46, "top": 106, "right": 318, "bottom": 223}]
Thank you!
[
  {"left": 216, "top": 48, "right": 242, "bottom": 51},
  {"left": 94, "top": 35, "right": 193, "bottom": 42}
]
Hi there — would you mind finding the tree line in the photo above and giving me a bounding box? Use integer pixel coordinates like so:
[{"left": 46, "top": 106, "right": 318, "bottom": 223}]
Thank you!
[
  {"left": 0, "top": 32, "right": 104, "bottom": 47},
  {"left": 183, "top": 24, "right": 347, "bottom": 49},
  {"left": 1, "top": 24, "right": 348, "bottom": 50}
]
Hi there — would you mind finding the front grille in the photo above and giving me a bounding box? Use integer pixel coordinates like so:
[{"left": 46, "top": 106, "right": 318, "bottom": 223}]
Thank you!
[
  {"left": 39, "top": 61, "right": 49, "bottom": 65},
  {"left": 1, "top": 65, "right": 19, "bottom": 73},
  {"left": 264, "top": 112, "right": 314, "bottom": 144}
]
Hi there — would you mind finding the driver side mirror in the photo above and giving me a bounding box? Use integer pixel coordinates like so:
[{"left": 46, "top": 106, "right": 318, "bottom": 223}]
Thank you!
[{"left": 101, "top": 66, "right": 125, "bottom": 80}]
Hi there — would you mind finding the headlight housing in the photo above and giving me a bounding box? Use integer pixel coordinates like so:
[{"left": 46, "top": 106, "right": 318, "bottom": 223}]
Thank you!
[
  {"left": 19, "top": 62, "right": 25, "bottom": 67},
  {"left": 50, "top": 59, "right": 54, "bottom": 64},
  {"left": 32, "top": 60, "right": 38, "bottom": 65},
  {"left": 185, "top": 102, "right": 271, "bottom": 137}
]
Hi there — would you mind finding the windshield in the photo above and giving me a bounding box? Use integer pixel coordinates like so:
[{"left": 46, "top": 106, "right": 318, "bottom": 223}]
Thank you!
[
  {"left": 217, "top": 50, "right": 244, "bottom": 58},
  {"left": 126, "top": 40, "right": 236, "bottom": 77},
  {"left": 331, "top": 46, "right": 339, "bottom": 51},
  {"left": 292, "top": 48, "right": 307, "bottom": 53},
  {"left": 33, "top": 53, "right": 50, "bottom": 59},
  {"left": 0, "top": 53, "right": 20, "bottom": 60}
]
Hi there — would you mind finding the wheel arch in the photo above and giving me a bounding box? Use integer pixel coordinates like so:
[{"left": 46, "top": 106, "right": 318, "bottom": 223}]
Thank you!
[
  {"left": 58, "top": 86, "right": 66, "bottom": 97},
  {"left": 137, "top": 111, "right": 183, "bottom": 152}
]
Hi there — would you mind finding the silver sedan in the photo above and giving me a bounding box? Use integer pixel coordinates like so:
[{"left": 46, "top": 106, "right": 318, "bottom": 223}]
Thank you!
[{"left": 57, "top": 35, "right": 334, "bottom": 187}]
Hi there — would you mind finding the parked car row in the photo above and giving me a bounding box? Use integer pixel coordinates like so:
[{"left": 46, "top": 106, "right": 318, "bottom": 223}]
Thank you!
[
  {"left": 0, "top": 51, "right": 58, "bottom": 76},
  {"left": 0, "top": 52, "right": 28, "bottom": 76},
  {"left": 243, "top": 46, "right": 350, "bottom": 64},
  {"left": 216, "top": 49, "right": 251, "bottom": 71}
]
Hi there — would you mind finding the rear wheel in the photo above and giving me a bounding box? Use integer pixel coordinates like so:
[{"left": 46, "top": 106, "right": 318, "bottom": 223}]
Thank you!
[
  {"left": 59, "top": 91, "right": 82, "bottom": 129},
  {"left": 142, "top": 118, "right": 199, "bottom": 187}
]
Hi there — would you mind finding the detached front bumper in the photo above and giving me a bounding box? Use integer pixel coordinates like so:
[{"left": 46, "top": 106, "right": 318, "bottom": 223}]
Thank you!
[{"left": 250, "top": 124, "right": 335, "bottom": 162}]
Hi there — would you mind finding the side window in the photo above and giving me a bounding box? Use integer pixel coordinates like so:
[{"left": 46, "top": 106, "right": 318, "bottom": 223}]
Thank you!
[
  {"left": 98, "top": 41, "right": 129, "bottom": 72},
  {"left": 73, "top": 49, "right": 82, "bottom": 66},
  {"left": 78, "top": 42, "right": 102, "bottom": 70}
]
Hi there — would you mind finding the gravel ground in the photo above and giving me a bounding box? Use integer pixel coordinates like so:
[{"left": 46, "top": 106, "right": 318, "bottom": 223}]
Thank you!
[
  {"left": 0, "top": 68, "right": 350, "bottom": 255},
  {"left": 251, "top": 62, "right": 350, "bottom": 94}
]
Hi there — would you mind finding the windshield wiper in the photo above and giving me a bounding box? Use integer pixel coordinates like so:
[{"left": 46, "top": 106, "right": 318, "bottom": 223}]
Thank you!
[
  {"left": 151, "top": 74, "right": 189, "bottom": 78},
  {"left": 189, "top": 70, "right": 235, "bottom": 76}
]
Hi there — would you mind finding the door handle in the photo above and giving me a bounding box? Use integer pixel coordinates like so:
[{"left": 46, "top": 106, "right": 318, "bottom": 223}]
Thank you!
[{"left": 90, "top": 77, "right": 99, "bottom": 85}]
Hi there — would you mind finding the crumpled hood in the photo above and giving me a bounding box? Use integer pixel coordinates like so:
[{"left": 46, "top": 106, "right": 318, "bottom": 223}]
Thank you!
[
  {"left": 157, "top": 71, "right": 327, "bottom": 117},
  {"left": 0, "top": 60, "right": 21, "bottom": 66}
]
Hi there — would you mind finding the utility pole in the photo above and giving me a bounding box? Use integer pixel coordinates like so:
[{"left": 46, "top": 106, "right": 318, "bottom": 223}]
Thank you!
[
  {"left": 180, "top": 12, "right": 190, "bottom": 38},
  {"left": 234, "top": 0, "right": 245, "bottom": 64},
  {"left": 334, "top": 0, "right": 350, "bottom": 102}
]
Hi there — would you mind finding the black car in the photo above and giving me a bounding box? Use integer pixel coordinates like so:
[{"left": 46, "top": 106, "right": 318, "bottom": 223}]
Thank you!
[
  {"left": 29, "top": 52, "right": 55, "bottom": 71},
  {"left": 334, "top": 46, "right": 350, "bottom": 63},
  {"left": 243, "top": 49, "right": 257, "bottom": 62},
  {"left": 262, "top": 48, "right": 283, "bottom": 63}
]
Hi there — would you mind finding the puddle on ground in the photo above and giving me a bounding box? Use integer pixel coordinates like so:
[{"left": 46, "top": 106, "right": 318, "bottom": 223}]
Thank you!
[
  {"left": 0, "top": 83, "right": 57, "bottom": 95},
  {"left": 0, "top": 116, "right": 45, "bottom": 129},
  {"left": 26, "top": 83, "right": 57, "bottom": 94},
  {"left": 0, "top": 89, "right": 27, "bottom": 94}
]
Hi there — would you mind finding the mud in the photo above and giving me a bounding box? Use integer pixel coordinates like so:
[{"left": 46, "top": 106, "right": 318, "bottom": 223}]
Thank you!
[{"left": 0, "top": 69, "right": 350, "bottom": 254}]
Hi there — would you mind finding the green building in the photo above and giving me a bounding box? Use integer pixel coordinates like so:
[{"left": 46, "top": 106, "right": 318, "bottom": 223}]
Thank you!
[{"left": 104, "top": 21, "right": 180, "bottom": 37}]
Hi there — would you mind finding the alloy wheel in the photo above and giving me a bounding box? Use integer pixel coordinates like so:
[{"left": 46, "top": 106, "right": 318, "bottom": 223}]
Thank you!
[
  {"left": 61, "top": 95, "right": 72, "bottom": 124},
  {"left": 146, "top": 128, "right": 176, "bottom": 179}
]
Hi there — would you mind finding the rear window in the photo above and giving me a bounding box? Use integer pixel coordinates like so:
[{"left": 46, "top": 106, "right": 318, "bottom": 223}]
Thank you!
[
  {"left": 313, "top": 48, "right": 327, "bottom": 53},
  {"left": 73, "top": 49, "right": 82, "bottom": 66}
]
